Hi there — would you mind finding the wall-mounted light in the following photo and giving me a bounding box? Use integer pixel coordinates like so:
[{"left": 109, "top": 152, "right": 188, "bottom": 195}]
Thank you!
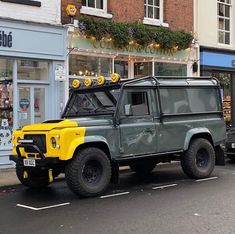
[{"left": 192, "top": 61, "right": 198, "bottom": 73}]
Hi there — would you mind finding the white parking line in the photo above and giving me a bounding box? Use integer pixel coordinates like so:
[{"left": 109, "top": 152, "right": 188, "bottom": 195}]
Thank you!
[
  {"left": 195, "top": 177, "right": 218, "bottom": 182},
  {"left": 100, "top": 192, "right": 130, "bottom": 199},
  {"left": 152, "top": 183, "right": 178, "bottom": 190},
  {"left": 17, "top": 202, "right": 70, "bottom": 211}
]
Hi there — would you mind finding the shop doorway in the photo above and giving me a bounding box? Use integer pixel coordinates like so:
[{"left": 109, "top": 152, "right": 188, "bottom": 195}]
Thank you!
[{"left": 18, "top": 85, "right": 48, "bottom": 128}]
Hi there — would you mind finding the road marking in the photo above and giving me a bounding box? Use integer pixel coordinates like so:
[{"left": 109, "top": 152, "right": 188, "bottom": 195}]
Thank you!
[
  {"left": 194, "top": 213, "right": 201, "bottom": 216},
  {"left": 152, "top": 183, "right": 178, "bottom": 190},
  {"left": 17, "top": 202, "right": 70, "bottom": 211},
  {"left": 100, "top": 192, "right": 130, "bottom": 199},
  {"left": 195, "top": 177, "right": 218, "bottom": 182}
]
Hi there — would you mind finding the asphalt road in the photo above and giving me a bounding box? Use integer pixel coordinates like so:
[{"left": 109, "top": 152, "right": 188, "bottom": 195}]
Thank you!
[{"left": 1, "top": 160, "right": 235, "bottom": 234}]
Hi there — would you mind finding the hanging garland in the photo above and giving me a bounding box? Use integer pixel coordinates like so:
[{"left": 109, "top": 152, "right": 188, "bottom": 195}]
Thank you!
[{"left": 76, "top": 17, "right": 193, "bottom": 53}]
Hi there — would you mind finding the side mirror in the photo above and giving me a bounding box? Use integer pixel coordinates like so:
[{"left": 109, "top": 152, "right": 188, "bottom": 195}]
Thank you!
[{"left": 124, "top": 104, "right": 133, "bottom": 116}]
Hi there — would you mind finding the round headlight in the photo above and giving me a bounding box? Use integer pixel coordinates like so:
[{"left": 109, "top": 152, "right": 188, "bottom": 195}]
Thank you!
[{"left": 51, "top": 137, "right": 57, "bottom": 148}]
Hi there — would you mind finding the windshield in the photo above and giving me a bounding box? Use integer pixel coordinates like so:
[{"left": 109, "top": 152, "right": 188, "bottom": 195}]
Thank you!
[{"left": 62, "top": 88, "right": 120, "bottom": 117}]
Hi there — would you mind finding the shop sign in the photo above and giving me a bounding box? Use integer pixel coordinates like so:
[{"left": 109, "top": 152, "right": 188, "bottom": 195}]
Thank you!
[
  {"left": 19, "top": 98, "right": 30, "bottom": 111},
  {"left": 232, "top": 60, "right": 235, "bottom": 67},
  {"left": 0, "top": 30, "right": 13, "bottom": 48},
  {"left": 55, "top": 63, "right": 66, "bottom": 81}
]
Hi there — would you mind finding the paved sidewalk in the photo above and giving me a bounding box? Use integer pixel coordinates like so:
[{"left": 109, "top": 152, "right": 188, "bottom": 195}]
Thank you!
[
  {"left": 0, "top": 166, "right": 131, "bottom": 188},
  {"left": 0, "top": 168, "right": 19, "bottom": 187}
]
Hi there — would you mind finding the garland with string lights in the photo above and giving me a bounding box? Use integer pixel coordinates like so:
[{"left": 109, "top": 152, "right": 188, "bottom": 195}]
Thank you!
[{"left": 76, "top": 17, "right": 193, "bottom": 53}]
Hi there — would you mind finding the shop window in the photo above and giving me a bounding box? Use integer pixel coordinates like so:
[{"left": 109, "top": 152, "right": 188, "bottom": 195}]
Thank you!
[
  {"left": 210, "top": 72, "right": 231, "bottom": 125},
  {"left": 69, "top": 54, "right": 112, "bottom": 79},
  {"left": 81, "top": 0, "right": 112, "bottom": 19},
  {"left": 0, "top": 58, "right": 13, "bottom": 150},
  {"left": 114, "top": 61, "right": 128, "bottom": 79},
  {"left": 134, "top": 62, "right": 152, "bottom": 78},
  {"left": 143, "top": 0, "right": 168, "bottom": 27},
  {"left": 155, "top": 62, "right": 187, "bottom": 76},
  {"left": 17, "top": 60, "right": 48, "bottom": 81},
  {"left": 217, "top": 0, "right": 231, "bottom": 45}
]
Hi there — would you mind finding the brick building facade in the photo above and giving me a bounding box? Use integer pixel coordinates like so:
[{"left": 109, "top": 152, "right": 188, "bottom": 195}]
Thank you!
[
  {"left": 0, "top": 0, "right": 67, "bottom": 167},
  {"left": 61, "top": 0, "right": 197, "bottom": 90}
]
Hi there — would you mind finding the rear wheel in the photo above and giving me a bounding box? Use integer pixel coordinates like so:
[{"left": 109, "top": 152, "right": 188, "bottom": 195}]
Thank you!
[
  {"left": 129, "top": 161, "right": 156, "bottom": 175},
  {"left": 65, "top": 147, "right": 111, "bottom": 197},
  {"left": 181, "top": 138, "right": 215, "bottom": 179},
  {"left": 16, "top": 164, "right": 50, "bottom": 188}
]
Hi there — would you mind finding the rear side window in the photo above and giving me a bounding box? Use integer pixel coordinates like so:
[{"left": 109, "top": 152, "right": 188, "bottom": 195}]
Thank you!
[
  {"left": 159, "top": 88, "right": 220, "bottom": 114},
  {"left": 187, "top": 88, "right": 220, "bottom": 112}
]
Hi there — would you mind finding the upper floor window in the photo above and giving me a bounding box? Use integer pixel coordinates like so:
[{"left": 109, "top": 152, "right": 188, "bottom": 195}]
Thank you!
[
  {"left": 81, "top": 0, "right": 112, "bottom": 19},
  {"left": 217, "top": 0, "right": 232, "bottom": 45},
  {"left": 143, "top": 0, "right": 168, "bottom": 27},
  {"left": 82, "top": 0, "right": 103, "bottom": 9},
  {"left": 145, "top": 0, "right": 161, "bottom": 20}
]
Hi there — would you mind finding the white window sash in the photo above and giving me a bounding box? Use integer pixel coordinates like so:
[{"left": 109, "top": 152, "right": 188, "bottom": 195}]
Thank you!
[{"left": 81, "top": 0, "right": 112, "bottom": 19}]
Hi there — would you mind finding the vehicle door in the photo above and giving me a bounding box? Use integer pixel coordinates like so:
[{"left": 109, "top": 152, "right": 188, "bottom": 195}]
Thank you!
[{"left": 118, "top": 88, "right": 157, "bottom": 157}]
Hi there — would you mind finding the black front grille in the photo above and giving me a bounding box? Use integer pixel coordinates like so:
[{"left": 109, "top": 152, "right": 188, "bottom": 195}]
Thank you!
[{"left": 24, "top": 134, "right": 47, "bottom": 153}]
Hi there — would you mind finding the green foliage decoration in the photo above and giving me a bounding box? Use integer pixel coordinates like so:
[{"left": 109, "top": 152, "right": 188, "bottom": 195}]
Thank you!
[{"left": 77, "top": 17, "right": 193, "bottom": 52}]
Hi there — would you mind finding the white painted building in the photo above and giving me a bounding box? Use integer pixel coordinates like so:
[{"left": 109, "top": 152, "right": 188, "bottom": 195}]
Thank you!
[
  {"left": 0, "top": 0, "right": 61, "bottom": 25},
  {"left": 194, "top": 0, "right": 235, "bottom": 127},
  {"left": 0, "top": 0, "right": 67, "bottom": 167}
]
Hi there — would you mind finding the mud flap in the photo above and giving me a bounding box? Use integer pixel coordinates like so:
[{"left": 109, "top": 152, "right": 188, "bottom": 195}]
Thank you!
[
  {"left": 111, "top": 161, "right": 119, "bottom": 184},
  {"left": 215, "top": 145, "right": 225, "bottom": 166}
]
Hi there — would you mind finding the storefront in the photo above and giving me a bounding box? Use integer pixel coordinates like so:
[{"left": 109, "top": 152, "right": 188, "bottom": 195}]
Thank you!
[
  {"left": 0, "top": 18, "right": 67, "bottom": 167},
  {"left": 67, "top": 29, "right": 195, "bottom": 94},
  {"left": 200, "top": 47, "right": 235, "bottom": 127}
]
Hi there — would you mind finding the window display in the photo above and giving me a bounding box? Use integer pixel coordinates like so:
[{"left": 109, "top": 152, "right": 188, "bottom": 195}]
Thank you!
[
  {"left": 0, "top": 58, "right": 13, "bottom": 149},
  {"left": 0, "top": 80, "right": 13, "bottom": 149},
  {"left": 69, "top": 55, "right": 112, "bottom": 78},
  {"left": 210, "top": 72, "right": 231, "bottom": 125}
]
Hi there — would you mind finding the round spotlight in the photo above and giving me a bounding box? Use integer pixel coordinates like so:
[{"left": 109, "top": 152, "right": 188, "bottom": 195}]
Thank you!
[
  {"left": 111, "top": 73, "right": 120, "bottom": 83},
  {"left": 72, "top": 79, "right": 80, "bottom": 89},
  {"left": 84, "top": 78, "right": 93, "bottom": 87},
  {"left": 97, "top": 76, "right": 106, "bottom": 85}
]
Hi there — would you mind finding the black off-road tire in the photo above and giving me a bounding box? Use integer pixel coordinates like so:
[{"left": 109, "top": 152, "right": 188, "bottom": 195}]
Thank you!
[
  {"left": 65, "top": 147, "right": 111, "bottom": 197},
  {"left": 181, "top": 138, "right": 215, "bottom": 179},
  {"left": 16, "top": 164, "right": 50, "bottom": 188},
  {"left": 129, "top": 161, "right": 156, "bottom": 175}
]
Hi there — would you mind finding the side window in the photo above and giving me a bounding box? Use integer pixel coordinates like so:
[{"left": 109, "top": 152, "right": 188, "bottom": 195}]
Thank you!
[
  {"left": 121, "top": 90, "right": 150, "bottom": 116},
  {"left": 159, "top": 88, "right": 190, "bottom": 114},
  {"left": 187, "top": 88, "right": 220, "bottom": 112},
  {"left": 159, "top": 88, "right": 220, "bottom": 115}
]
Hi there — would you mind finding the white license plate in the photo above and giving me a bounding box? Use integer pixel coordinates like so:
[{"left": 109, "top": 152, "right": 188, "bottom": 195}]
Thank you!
[
  {"left": 232, "top": 143, "right": 235, "bottom": 148},
  {"left": 23, "top": 159, "right": 36, "bottom": 167}
]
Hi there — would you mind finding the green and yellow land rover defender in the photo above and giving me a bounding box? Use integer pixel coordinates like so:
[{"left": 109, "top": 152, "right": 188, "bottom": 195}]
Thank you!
[{"left": 10, "top": 76, "right": 226, "bottom": 197}]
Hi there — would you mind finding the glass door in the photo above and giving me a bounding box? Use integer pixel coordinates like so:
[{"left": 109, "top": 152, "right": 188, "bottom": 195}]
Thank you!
[{"left": 18, "top": 85, "right": 46, "bottom": 128}]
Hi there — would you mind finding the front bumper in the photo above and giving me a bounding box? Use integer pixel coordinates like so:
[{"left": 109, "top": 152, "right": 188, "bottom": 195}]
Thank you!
[{"left": 10, "top": 142, "right": 60, "bottom": 167}]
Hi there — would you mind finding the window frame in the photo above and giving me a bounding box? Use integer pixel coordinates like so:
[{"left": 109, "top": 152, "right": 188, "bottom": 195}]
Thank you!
[
  {"left": 80, "top": 0, "right": 112, "bottom": 19},
  {"left": 119, "top": 88, "right": 151, "bottom": 117},
  {"left": 217, "top": 0, "right": 232, "bottom": 46},
  {"left": 143, "top": 0, "right": 169, "bottom": 27}
]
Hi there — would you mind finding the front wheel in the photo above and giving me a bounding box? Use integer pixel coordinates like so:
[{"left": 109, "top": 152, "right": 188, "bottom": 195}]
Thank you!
[
  {"left": 16, "top": 164, "right": 50, "bottom": 188},
  {"left": 65, "top": 147, "right": 111, "bottom": 197},
  {"left": 181, "top": 138, "right": 215, "bottom": 179}
]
